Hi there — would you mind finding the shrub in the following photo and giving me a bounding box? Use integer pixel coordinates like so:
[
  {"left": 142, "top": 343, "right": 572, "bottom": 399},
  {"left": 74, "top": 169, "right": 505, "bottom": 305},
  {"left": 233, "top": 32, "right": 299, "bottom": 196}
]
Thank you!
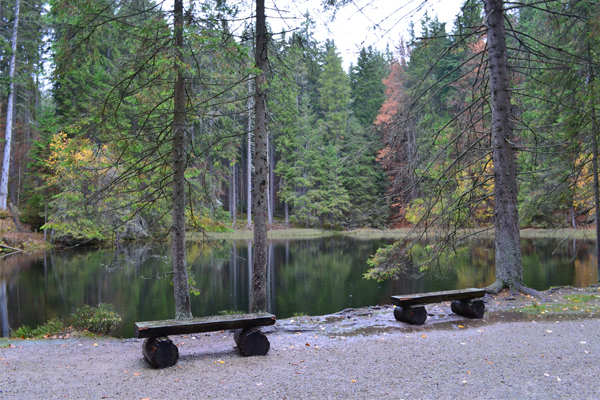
[
  {"left": 11, "top": 318, "right": 65, "bottom": 339},
  {"left": 71, "top": 303, "right": 122, "bottom": 334}
]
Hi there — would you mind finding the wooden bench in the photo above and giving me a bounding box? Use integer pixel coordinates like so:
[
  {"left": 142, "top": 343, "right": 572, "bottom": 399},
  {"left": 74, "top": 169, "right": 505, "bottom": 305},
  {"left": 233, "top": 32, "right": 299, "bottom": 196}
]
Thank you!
[
  {"left": 391, "top": 288, "right": 486, "bottom": 325},
  {"left": 134, "top": 312, "right": 276, "bottom": 368}
]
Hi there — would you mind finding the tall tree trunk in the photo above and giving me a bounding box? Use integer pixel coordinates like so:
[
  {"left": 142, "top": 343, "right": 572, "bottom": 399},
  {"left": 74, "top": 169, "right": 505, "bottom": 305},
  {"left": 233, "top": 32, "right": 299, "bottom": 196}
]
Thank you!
[
  {"left": 247, "top": 79, "right": 253, "bottom": 228},
  {"left": 251, "top": 0, "right": 268, "bottom": 313},
  {"left": 484, "top": 0, "right": 529, "bottom": 295},
  {"left": 172, "top": 0, "right": 191, "bottom": 319},
  {"left": 230, "top": 160, "right": 236, "bottom": 225},
  {"left": 266, "top": 128, "right": 272, "bottom": 224},
  {"left": 269, "top": 130, "right": 275, "bottom": 223},
  {"left": 589, "top": 43, "right": 600, "bottom": 279},
  {"left": 0, "top": 0, "right": 20, "bottom": 210}
]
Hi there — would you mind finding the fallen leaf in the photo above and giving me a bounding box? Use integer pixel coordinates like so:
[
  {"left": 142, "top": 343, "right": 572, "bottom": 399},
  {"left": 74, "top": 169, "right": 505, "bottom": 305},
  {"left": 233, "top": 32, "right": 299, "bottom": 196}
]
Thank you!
[
  {"left": 422, "top": 335, "right": 426, "bottom": 338},
  {"left": 488, "top": 362, "right": 493, "bottom": 365},
  {"left": 102, "top": 396, "right": 109, "bottom": 399},
  {"left": 219, "top": 361, "right": 225, "bottom": 364},
  {"left": 93, "top": 343, "right": 98, "bottom": 346},
  {"left": 141, "top": 398, "right": 150, "bottom": 400},
  {"left": 458, "top": 325, "right": 464, "bottom": 328},
  {"left": 134, "top": 373, "right": 140, "bottom": 376},
  {"left": 174, "top": 379, "right": 179, "bottom": 382},
  {"left": 351, "top": 379, "right": 356, "bottom": 383},
  {"left": 305, "top": 343, "right": 310, "bottom": 346},
  {"left": 124, "top": 370, "right": 128, "bottom": 373},
  {"left": 467, "top": 371, "right": 471, "bottom": 375}
]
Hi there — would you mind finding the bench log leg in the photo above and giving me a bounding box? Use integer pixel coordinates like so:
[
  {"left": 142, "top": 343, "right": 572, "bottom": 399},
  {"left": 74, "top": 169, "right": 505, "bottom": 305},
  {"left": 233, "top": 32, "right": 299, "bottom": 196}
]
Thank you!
[
  {"left": 142, "top": 336, "right": 179, "bottom": 368},
  {"left": 234, "top": 327, "right": 270, "bottom": 356},
  {"left": 394, "top": 305, "right": 427, "bottom": 325},
  {"left": 451, "top": 299, "right": 485, "bottom": 319}
]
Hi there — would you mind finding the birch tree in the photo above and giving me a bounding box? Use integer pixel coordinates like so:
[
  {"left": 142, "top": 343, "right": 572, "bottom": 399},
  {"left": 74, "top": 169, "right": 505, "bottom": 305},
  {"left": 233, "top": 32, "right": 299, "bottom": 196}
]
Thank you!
[{"left": 0, "top": 0, "right": 20, "bottom": 210}]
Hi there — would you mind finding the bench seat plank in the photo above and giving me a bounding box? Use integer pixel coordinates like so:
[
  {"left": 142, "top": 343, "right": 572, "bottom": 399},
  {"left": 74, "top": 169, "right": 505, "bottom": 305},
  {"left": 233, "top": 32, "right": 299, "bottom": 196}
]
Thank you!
[
  {"left": 134, "top": 313, "right": 276, "bottom": 339},
  {"left": 391, "top": 288, "right": 486, "bottom": 308}
]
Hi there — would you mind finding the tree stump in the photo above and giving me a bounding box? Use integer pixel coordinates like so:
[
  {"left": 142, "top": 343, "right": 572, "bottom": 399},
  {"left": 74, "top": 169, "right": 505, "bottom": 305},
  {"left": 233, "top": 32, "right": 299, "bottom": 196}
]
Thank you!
[
  {"left": 394, "top": 305, "right": 427, "bottom": 325},
  {"left": 142, "top": 336, "right": 179, "bottom": 368},
  {"left": 234, "top": 327, "right": 270, "bottom": 356},
  {"left": 451, "top": 299, "right": 485, "bottom": 319}
]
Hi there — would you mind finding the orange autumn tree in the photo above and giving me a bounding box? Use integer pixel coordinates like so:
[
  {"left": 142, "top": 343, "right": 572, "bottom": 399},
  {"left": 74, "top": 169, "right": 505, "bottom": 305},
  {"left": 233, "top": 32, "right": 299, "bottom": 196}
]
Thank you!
[{"left": 367, "top": 10, "right": 498, "bottom": 280}]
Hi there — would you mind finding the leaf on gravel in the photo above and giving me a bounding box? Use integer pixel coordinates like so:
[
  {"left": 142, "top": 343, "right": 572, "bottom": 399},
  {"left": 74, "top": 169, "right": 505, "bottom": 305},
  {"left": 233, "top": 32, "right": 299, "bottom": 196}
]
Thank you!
[
  {"left": 351, "top": 380, "right": 356, "bottom": 383},
  {"left": 305, "top": 343, "right": 310, "bottom": 346},
  {"left": 93, "top": 343, "right": 98, "bottom": 346},
  {"left": 422, "top": 335, "right": 426, "bottom": 338},
  {"left": 133, "top": 373, "right": 140, "bottom": 376},
  {"left": 458, "top": 325, "right": 464, "bottom": 328}
]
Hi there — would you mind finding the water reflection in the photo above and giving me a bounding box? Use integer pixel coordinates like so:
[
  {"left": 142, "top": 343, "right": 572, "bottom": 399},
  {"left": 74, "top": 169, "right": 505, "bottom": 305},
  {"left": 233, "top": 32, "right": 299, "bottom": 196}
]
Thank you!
[{"left": 1, "top": 237, "right": 597, "bottom": 338}]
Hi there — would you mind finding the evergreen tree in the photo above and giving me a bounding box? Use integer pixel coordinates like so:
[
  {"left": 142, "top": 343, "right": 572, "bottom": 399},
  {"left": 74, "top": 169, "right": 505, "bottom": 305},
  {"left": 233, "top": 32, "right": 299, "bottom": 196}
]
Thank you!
[{"left": 349, "top": 46, "right": 388, "bottom": 126}]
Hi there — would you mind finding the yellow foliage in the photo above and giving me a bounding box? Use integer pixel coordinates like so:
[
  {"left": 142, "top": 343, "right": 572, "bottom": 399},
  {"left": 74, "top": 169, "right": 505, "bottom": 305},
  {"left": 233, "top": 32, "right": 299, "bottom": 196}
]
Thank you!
[
  {"left": 46, "top": 132, "right": 108, "bottom": 187},
  {"left": 573, "top": 154, "right": 594, "bottom": 214},
  {"left": 405, "top": 156, "right": 494, "bottom": 225}
]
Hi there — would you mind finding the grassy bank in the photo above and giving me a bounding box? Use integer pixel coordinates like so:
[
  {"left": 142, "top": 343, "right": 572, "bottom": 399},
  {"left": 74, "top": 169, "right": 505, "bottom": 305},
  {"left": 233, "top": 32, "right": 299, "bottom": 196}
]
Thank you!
[{"left": 188, "top": 227, "right": 597, "bottom": 241}]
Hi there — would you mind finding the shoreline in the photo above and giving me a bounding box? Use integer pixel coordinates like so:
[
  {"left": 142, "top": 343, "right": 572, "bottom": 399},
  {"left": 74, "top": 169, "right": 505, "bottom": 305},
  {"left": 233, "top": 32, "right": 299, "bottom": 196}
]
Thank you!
[{"left": 197, "top": 227, "right": 598, "bottom": 241}]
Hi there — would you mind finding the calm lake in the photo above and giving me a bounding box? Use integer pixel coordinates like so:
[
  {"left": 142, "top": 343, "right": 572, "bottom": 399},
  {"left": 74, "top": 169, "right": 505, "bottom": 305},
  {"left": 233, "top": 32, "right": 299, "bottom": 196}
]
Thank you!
[{"left": 1, "top": 236, "right": 598, "bottom": 338}]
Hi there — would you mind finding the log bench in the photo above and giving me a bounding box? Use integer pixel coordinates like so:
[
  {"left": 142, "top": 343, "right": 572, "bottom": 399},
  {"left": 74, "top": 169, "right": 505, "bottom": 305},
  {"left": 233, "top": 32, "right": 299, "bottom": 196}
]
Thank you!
[
  {"left": 391, "top": 288, "right": 486, "bottom": 325},
  {"left": 134, "top": 312, "right": 276, "bottom": 368}
]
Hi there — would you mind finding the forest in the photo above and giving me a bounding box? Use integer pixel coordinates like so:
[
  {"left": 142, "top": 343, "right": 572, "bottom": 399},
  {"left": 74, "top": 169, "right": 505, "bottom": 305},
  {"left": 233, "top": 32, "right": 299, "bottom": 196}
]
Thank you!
[{"left": 0, "top": 0, "right": 598, "bottom": 248}]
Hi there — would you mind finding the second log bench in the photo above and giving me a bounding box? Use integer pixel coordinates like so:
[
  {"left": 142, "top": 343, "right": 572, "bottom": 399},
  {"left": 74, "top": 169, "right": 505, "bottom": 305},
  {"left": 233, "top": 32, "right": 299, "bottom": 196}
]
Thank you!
[
  {"left": 391, "top": 288, "right": 486, "bottom": 325},
  {"left": 134, "top": 312, "right": 276, "bottom": 368}
]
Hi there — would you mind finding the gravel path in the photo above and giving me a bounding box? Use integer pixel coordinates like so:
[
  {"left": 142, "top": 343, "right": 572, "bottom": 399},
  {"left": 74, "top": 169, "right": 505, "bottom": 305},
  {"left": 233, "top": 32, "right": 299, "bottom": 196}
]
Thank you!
[{"left": 2, "top": 307, "right": 599, "bottom": 400}]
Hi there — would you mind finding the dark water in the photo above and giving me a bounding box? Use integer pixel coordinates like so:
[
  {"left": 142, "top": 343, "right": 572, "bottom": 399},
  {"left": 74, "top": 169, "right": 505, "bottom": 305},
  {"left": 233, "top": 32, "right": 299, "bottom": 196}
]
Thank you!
[{"left": 0, "top": 237, "right": 597, "bottom": 338}]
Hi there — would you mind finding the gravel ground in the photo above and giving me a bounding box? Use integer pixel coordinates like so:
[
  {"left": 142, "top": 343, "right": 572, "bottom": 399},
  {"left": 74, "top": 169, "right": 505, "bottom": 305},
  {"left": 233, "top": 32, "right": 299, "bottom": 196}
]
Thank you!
[{"left": 2, "top": 293, "right": 600, "bottom": 400}]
